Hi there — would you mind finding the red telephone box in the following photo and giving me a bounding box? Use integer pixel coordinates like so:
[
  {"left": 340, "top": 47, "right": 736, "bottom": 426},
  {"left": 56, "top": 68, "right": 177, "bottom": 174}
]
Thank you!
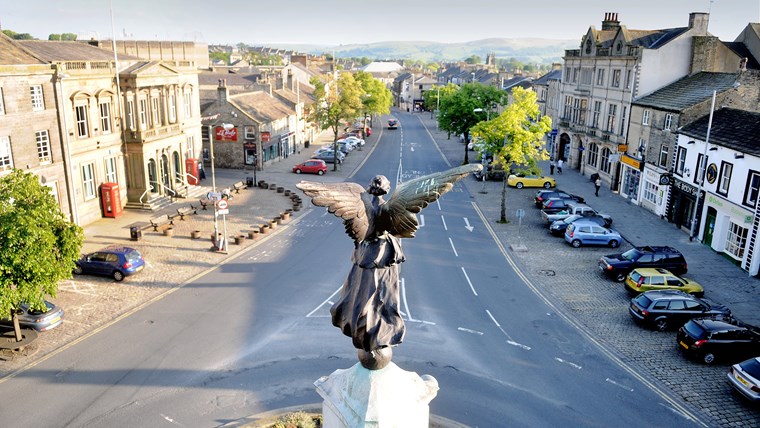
[
  {"left": 101, "top": 182, "right": 122, "bottom": 218},
  {"left": 186, "top": 158, "right": 199, "bottom": 185}
]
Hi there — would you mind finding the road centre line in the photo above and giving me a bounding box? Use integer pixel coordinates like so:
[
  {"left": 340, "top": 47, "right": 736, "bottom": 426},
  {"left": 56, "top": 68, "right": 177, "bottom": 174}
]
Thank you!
[
  {"left": 458, "top": 327, "right": 484, "bottom": 335},
  {"left": 401, "top": 277, "right": 414, "bottom": 321},
  {"left": 485, "top": 309, "right": 513, "bottom": 341},
  {"left": 606, "top": 378, "right": 634, "bottom": 392},
  {"left": 448, "top": 237, "right": 458, "bottom": 257},
  {"left": 506, "top": 340, "right": 531, "bottom": 350},
  {"left": 460, "top": 267, "right": 478, "bottom": 296},
  {"left": 441, "top": 215, "right": 448, "bottom": 231},
  {"left": 554, "top": 357, "right": 582, "bottom": 370}
]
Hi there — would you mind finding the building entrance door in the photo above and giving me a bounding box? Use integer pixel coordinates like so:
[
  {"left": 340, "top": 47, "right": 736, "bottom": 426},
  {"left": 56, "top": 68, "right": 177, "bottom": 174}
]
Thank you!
[
  {"left": 704, "top": 207, "right": 717, "bottom": 246},
  {"left": 148, "top": 159, "right": 158, "bottom": 193}
]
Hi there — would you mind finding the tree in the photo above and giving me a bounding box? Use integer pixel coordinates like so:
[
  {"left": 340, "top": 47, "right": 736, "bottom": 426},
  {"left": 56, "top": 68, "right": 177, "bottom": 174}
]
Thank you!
[
  {"left": 436, "top": 83, "right": 504, "bottom": 164},
  {"left": 471, "top": 87, "right": 551, "bottom": 223},
  {"left": 464, "top": 55, "right": 482, "bottom": 64},
  {"left": 0, "top": 170, "right": 83, "bottom": 341},
  {"left": 354, "top": 71, "right": 392, "bottom": 130},
  {"left": 48, "top": 33, "right": 77, "bottom": 41},
  {"left": 209, "top": 51, "right": 230, "bottom": 65},
  {"left": 309, "top": 72, "right": 363, "bottom": 170},
  {"left": 2, "top": 30, "right": 34, "bottom": 40}
]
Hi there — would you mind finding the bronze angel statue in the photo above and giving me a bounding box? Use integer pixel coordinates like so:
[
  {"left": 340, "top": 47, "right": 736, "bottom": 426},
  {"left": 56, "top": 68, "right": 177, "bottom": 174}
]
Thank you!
[{"left": 297, "top": 164, "right": 482, "bottom": 369}]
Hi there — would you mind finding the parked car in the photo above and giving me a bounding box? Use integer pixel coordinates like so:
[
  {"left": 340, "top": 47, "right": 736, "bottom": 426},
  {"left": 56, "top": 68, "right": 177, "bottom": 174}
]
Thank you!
[
  {"left": 542, "top": 201, "right": 611, "bottom": 225},
  {"left": 564, "top": 221, "right": 622, "bottom": 248},
  {"left": 507, "top": 174, "right": 556, "bottom": 189},
  {"left": 549, "top": 214, "right": 609, "bottom": 236},
  {"left": 728, "top": 356, "right": 760, "bottom": 402},
  {"left": 323, "top": 142, "right": 352, "bottom": 155},
  {"left": 534, "top": 189, "right": 585, "bottom": 208},
  {"left": 678, "top": 316, "right": 760, "bottom": 364},
  {"left": 541, "top": 198, "right": 572, "bottom": 214},
  {"left": 342, "top": 136, "right": 365, "bottom": 147},
  {"left": 629, "top": 290, "right": 730, "bottom": 331},
  {"left": 73, "top": 246, "right": 145, "bottom": 281},
  {"left": 387, "top": 119, "right": 398, "bottom": 129},
  {"left": 599, "top": 246, "right": 687, "bottom": 282},
  {"left": 0, "top": 300, "right": 64, "bottom": 332},
  {"left": 313, "top": 150, "right": 344, "bottom": 164},
  {"left": 292, "top": 159, "right": 327, "bottom": 175},
  {"left": 624, "top": 268, "right": 704, "bottom": 297}
]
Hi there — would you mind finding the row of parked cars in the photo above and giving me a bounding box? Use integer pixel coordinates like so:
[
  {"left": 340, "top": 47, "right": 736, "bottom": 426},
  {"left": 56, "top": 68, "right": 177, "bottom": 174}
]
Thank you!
[
  {"left": 310, "top": 134, "right": 365, "bottom": 165},
  {"left": 527, "top": 187, "right": 760, "bottom": 403}
]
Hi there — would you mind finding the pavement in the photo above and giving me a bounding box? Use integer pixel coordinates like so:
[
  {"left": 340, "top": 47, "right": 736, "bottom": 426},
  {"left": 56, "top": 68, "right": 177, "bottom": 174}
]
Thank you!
[{"left": 2, "top": 108, "right": 758, "bottom": 427}]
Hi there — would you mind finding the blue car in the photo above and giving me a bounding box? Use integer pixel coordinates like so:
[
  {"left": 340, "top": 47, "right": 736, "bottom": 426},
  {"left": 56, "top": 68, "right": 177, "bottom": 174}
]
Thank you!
[
  {"left": 564, "top": 220, "right": 622, "bottom": 248},
  {"left": 73, "top": 246, "right": 145, "bottom": 281}
]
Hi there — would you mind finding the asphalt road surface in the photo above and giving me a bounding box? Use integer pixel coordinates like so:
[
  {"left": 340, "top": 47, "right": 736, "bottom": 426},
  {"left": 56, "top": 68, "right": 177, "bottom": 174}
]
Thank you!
[{"left": 0, "top": 114, "right": 703, "bottom": 427}]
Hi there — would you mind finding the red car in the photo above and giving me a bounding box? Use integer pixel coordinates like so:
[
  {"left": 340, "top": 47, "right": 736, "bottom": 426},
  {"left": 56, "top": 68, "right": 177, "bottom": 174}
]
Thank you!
[{"left": 293, "top": 159, "right": 327, "bottom": 175}]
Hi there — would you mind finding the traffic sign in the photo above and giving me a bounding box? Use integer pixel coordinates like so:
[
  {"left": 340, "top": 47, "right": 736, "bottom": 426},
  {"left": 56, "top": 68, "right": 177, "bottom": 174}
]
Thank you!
[
  {"left": 516, "top": 209, "right": 525, "bottom": 219},
  {"left": 216, "top": 199, "right": 229, "bottom": 215},
  {"left": 207, "top": 191, "right": 221, "bottom": 200}
]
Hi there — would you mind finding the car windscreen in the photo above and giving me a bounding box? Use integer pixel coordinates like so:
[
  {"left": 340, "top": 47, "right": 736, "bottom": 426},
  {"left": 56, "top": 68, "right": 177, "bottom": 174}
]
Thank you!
[
  {"left": 632, "top": 294, "right": 651, "bottom": 307},
  {"left": 738, "top": 358, "right": 760, "bottom": 378},
  {"left": 683, "top": 320, "right": 707, "bottom": 339},
  {"left": 126, "top": 250, "right": 142, "bottom": 263},
  {"left": 621, "top": 248, "right": 643, "bottom": 261}
]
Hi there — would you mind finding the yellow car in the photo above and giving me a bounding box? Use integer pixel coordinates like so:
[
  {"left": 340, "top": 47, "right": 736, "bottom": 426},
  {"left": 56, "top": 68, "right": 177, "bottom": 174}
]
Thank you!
[
  {"left": 507, "top": 174, "right": 556, "bottom": 189},
  {"left": 624, "top": 268, "right": 704, "bottom": 297}
]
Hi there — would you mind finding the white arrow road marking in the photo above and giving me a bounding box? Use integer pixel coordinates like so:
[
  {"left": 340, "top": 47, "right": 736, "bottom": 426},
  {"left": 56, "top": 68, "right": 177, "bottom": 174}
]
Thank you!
[
  {"left": 606, "top": 378, "right": 634, "bottom": 392},
  {"left": 419, "top": 214, "right": 425, "bottom": 228},
  {"left": 441, "top": 215, "right": 448, "bottom": 231},
  {"left": 461, "top": 267, "right": 477, "bottom": 296},
  {"left": 458, "top": 327, "right": 484, "bottom": 335},
  {"left": 506, "top": 340, "right": 532, "bottom": 350},
  {"left": 449, "top": 237, "right": 458, "bottom": 257},
  {"left": 464, "top": 217, "right": 474, "bottom": 232},
  {"left": 554, "top": 357, "right": 582, "bottom": 370}
]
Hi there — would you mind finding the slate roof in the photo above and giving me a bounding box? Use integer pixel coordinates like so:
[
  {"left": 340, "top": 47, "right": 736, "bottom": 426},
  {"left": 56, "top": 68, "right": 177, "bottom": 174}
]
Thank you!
[
  {"left": 633, "top": 72, "right": 738, "bottom": 112},
  {"left": 592, "top": 26, "right": 688, "bottom": 50},
  {"left": 532, "top": 69, "right": 562, "bottom": 85},
  {"left": 17, "top": 40, "right": 139, "bottom": 61},
  {"left": 198, "top": 71, "right": 260, "bottom": 87},
  {"left": 231, "top": 91, "right": 295, "bottom": 123},
  {"left": 679, "top": 108, "right": 760, "bottom": 156},
  {"left": 0, "top": 33, "right": 45, "bottom": 65}
]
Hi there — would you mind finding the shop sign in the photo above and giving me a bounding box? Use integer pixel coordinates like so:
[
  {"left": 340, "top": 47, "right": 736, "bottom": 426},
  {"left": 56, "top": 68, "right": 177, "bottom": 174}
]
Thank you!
[
  {"left": 261, "top": 131, "right": 271, "bottom": 142},
  {"left": 618, "top": 144, "right": 628, "bottom": 152},
  {"left": 621, "top": 154, "right": 641, "bottom": 170},
  {"left": 706, "top": 194, "right": 753, "bottom": 224},
  {"left": 673, "top": 179, "right": 699, "bottom": 197},
  {"left": 215, "top": 126, "right": 237, "bottom": 142}
]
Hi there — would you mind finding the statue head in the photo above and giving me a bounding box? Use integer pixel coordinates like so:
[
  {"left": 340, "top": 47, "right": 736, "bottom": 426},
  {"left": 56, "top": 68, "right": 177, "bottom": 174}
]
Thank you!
[{"left": 367, "top": 175, "right": 390, "bottom": 196}]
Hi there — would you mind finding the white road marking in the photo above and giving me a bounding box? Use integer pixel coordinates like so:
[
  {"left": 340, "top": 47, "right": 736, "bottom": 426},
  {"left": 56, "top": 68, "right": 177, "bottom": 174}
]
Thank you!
[
  {"left": 436, "top": 199, "right": 441, "bottom": 210},
  {"left": 485, "top": 309, "right": 513, "bottom": 341},
  {"left": 554, "top": 357, "right": 582, "bottom": 370},
  {"left": 419, "top": 214, "right": 425, "bottom": 228},
  {"left": 441, "top": 215, "right": 448, "bottom": 231},
  {"left": 506, "top": 340, "right": 532, "bottom": 350},
  {"left": 458, "top": 327, "right": 484, "bottom": 335},
  {"left": 401, "top": 277, "right": 414, "bottom": 321},
  {"left": 449, "top": 237, "right": 458, "bottom": 257},
  {"left": 306, "top": 286, "right": 342, "bottom": 317},
  {"left": 605, "top": 378, "right": 634, "bottom": 392},
  {"left": 464, "top": 217, "right": 474, "bottom": 232},
  {"left": 160, "top": 414, "right": 182, "bottom": 425},
  {"left": 460, "top": 267, "right": 478, "bottom": 296}
]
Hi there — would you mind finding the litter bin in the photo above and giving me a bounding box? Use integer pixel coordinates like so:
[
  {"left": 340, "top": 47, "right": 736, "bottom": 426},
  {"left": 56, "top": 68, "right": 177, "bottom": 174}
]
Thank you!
[
  {"left": 246, "top": 176, "right": 254, "bottom": 187},
  {"left": 130, "top": 226, "right": 142, "bottom": 241}
]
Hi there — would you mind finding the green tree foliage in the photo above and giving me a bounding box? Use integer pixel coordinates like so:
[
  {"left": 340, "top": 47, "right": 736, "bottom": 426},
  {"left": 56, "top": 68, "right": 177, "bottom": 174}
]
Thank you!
[
  {"left": 422, "top": 83, "right": 457, "bottom": 113},
  {"left": 436, "top": 83, "right": 504, "bottom": 164},
  {"left": 48, "top": 33, "right": 77, "bottom": 41},
  {"left": 2, "top": 30, "right": 35, "bottom": 40},
  {"left": 209, "top": 51, "right": 231, "bottom": 65},
  {"left": 359, "top": 57, "right": 371, "bottom": 66},
  {"left": 471, "top": 87, "right": 551, "bottom": 222},
  {"left": 425, "top": 62, "right": 441, "bottom": 74},
  {"left": 464, "top": 55, "right": 482, "bottom": 64},
  {"left": 354, "top": 71, "right": 392, "bottom": 119},
  {"left": 309, "top": 72, "right": 363, "bottom": 170},
  {"left": 0, "top": 170, "right": 83, "bottom": 339}
]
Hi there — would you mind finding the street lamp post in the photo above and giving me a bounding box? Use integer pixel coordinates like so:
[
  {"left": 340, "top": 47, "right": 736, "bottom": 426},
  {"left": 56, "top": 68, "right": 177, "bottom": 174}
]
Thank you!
[{"left": 209, "top": 123, "right": 232, "bottom": 253}]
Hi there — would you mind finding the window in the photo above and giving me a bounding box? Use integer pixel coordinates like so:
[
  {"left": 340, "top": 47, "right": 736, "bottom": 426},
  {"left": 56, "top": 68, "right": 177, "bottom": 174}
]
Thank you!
[
  {"left": 0, "top": 87, "right": 5, "bottom": 115},
  {"left": 676, "top": 146, "right": 687, "bottom": 175},
  {"left": 625, "top": 69, "right": 632, "bottom": 89},
  {"left": 620, "top": 106, "right": 627, "bottom": 135},
  {"left": 725, "top": 221, "right": 748, "bottom": 259},
  {"left": 105, "top": 157, "right": 118, "bottom": 183},
  {"left": 75, "top": 105, "right": 89, "bottom": 138},
  {"left": 168, "top": 92, "right": 176, "bottom": 122},
  {"left": 658, "top": 145, "right": 669, "bottom": 168},
  {"left": 184, "top": 91, "right": 192, "bottom": 118},
  {"left": 572, "top": 68, "right": 579, "bottom": 83},
  {"left": 244, "top": 126, "right": 256, "bottom": 139},
  {"left": 592, "top": 101, "right": 602, "bottom": 128},
  {"left": 138, "top": 98, "right": 148, "bottom": 129},
  {"left": 0, "top": 136, "right": 13, "bottom": 171},
  {"left": 151, "top": 96, "right": 161, "bottom": 126},
  {"left": 126, "top": 99, "right": 135, "bottom": 131},
  {"left": 717, "top": 162, "right": 732, "bottom": 196},
  {"left": 186, "top": 135, "right": 195, "bottom": 159},
  {"left": 606, "top": 103, "right": 617, "bottom": 133},
  {"left": 642, "top": 110, "right": 650, "bottom": 125},
  {"left": 600, "top": 147, "right": 612, "bottom": 173},
  {"left": 81, "top": 163, "right": 96, "bottom": 200},
  {"left": 743, "top": 170, "right": 760, "bottom": 208},
  {"left": 99, "top": 101, "right": 112, "bottom": 134},
  {"left": 664, "top": 113, "right": 673, "bottom": 131},
  {"left": 571, "top": 98, "right": 587, "bottom": 124},
  {"left": 596, "top": 69, "right": 605, "bottom": 86},
  {"left": 30, "top": 85, "right": 44, "bottom": 111},
  {"left": 580, "top": 68, "right": 593, "bottom": 85},
  {"left": 565, "top": 67, "right": 571, "bottom": 81},
  {"left": 587, "top": 143, "right": 599, "bottom": 167},
  {"left": 563, "top": 96, "right": 572, "bottom": 119},
  {"left": 611, "top": 69, "right": 621, "bottom": 87},
  {"left": 694, "top": 154, "right": 708, "bottom": 185},
  {"left": 35, "top": 130, "right": 51, "bottom": 164},
  {"left": 643, "top": 180, "right": 658, "bottom": 204}
]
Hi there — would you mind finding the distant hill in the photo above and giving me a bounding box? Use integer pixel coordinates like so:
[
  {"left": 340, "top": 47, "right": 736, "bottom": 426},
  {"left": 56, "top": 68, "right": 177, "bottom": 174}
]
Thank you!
[{"left": 264, "top": 38, "right": 578, "bottom": 63}]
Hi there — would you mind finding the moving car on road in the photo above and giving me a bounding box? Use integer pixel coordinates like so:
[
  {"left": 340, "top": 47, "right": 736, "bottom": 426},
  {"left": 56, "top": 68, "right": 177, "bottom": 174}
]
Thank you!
[
  {"left": 0, "top": 300, "right": 64, "bottom": 332},
  {"left": 629, "top": 290, "right": 730, "bottom": 331},
  {"left": 564, "top": 221, "right": 621, "bottom": 248},
  {"left": 599, "top": 246, "right": 687, "bottom": 282},
  {"left": 678, "top": 316, "right": 760, "bottom": 364},
  {"left": 73, "top": 246, "right": 145, "bottom": 281},
  {"left": 293, "top": 159, "right": 327, "bottom": 175},
  {"left": 624, "top": 268, "right": 704, "bottom": 297},
  {"left": 387, "top": 118, "right": 398, "bottom": 129},
  {"left": 507, "top": 173, "right": 556, "bottom": 189}
]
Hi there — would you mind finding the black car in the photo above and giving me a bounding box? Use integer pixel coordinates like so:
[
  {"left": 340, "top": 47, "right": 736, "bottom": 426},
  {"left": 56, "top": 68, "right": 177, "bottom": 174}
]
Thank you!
[
  {"left": 541, "top": 198, "right": 571, "bottom": 214},
  {"left": 549, "top": 214, "right": 609, "bottom": 236},
  {"left": 534, "top": 189, "right": 585, "bottom": 208},
  {"left": 678, "top": 316, "right": 760, "bottom": 364},
  {"left": 599, "top": 246, "right": 687, "bottom": 282},
  {"left": 628, "top": 290, "right": 730, "bottom": 331}
]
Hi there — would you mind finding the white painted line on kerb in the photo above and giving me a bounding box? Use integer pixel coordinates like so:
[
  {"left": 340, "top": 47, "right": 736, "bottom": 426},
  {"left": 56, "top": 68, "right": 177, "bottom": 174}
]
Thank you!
[
  {"left": 485, "top": 309, "right": 513, "bottom": 341},
  {"left": 554, "top": 357, "right": 582, "bottom": 370},
  {"left": 458, "top": 327, "right": 484, "bottom": 335},
  {"left": 449, "top": 237, "right": 458, "bottom": 257},
  {"left": 441, "top": 215, "right": 448, "bottom": 231},
  {"left": 401, "top": 277, "right": 414, "bottom": 321},
  {"left": 461, "top": 267, "right": 477, "bottom": 296},
  {"left": 606, "top": 378, "right": 634, "bottom": 392}
]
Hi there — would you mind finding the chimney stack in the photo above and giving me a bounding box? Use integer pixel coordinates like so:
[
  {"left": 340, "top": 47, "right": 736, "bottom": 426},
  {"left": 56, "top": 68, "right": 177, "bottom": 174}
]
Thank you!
[
  {"left": 601, "top": 12, "right": 620, "bottom": 31},
  {"left": 688, "top": 12, "right": 710, "bottom": 35},
  {"left": 217, "top": 78, "right": 229, "bottom": 106}
]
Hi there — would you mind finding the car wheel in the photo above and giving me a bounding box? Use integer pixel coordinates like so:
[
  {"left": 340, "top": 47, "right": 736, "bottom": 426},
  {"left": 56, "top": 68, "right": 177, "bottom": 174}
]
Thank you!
[
  {"left": 655, "top": 318, "right": 668, "bottom": 331},
  {"left": 317, "top": 170, "right": 324, "bottom": 176},
  {"left": 295, "top": 169, "right": 302, "bottom": 174},
  {"left": 516, "top": 182, "right": 524, "bottom": 189},
  {"left": 543, "top": 182, "right": 552, "bottom": 189},
  {"left": 112, "top": 270, "right": 125, "bottom": 282},
  {"left": 73, "top": 265, "right": 83, "bottom": 275},
  {"left": 703, "top": 353, "right": 715, "bottom": 364},
  {"left": 614, "top": 272, "right": 627, "bottom": 282},
  {"left": 609, "top": 240, "right": 619, "bottom": 248},
  {"left": 571, "top": 239, "right": 581, "bottom": 248}
]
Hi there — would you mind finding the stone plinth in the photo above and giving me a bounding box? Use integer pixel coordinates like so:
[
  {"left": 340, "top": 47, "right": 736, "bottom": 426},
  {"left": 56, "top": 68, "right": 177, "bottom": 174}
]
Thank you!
[{"left": 315, "top": 362, "right": 438, "bottom": 427}]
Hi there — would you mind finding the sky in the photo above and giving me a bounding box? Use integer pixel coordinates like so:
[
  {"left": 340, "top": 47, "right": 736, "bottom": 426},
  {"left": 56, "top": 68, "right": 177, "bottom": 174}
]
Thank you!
[{"left": 2, "top": 0, "right": 759, "bottom": 46}]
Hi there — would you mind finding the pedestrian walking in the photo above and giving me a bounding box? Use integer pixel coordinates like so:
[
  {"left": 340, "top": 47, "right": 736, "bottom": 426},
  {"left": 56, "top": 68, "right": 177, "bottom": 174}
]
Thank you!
[
  {"left": 549, "top": 160, "right": 555, "bottom": 175},
  {"left": 595, "top": 177, "right": 601, "bottom": 197},
  {"left": 557, "top": 158, "right": 563, "bottom": 174}
]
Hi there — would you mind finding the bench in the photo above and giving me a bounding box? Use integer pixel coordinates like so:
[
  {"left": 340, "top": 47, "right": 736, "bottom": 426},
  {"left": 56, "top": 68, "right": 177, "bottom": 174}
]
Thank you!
[
  {"left": 232, "top": 181, "right": 247, "bottom": 193},
  {"left": 149, "top": 214, "right": 174, "bottom": 232},
  {"left": 176, "top": 205, "right": 197, "bottom": 221},
  {"left": 199, "top": 198, "right": 212, "bottom": 210}
]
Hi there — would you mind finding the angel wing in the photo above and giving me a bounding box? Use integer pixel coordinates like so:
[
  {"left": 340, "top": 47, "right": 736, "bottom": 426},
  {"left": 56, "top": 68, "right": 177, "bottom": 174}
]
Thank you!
[
  {"left": 295, "top": 181, "right": 370, "bottom": 243},
  {"left": 381, "top": 164, "right": 482, "bottom": 238}
]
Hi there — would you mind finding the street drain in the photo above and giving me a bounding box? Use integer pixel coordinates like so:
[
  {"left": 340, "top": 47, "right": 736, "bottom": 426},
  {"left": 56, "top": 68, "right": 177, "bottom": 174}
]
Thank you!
[{"left": 538, "top": 270, "right": 556, "bottom": 276}]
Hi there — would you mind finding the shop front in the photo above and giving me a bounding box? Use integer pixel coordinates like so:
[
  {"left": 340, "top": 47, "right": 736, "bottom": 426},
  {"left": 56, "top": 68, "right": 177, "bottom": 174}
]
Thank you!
[
  {"left": 703, "top": 193, "right": 754, "bottom": 264},
  {"left": 667, "top": 178, "right": 703, "bottom": 234},
  {"left": 619, "top": 154, "right": 642, "bottom": 202}
]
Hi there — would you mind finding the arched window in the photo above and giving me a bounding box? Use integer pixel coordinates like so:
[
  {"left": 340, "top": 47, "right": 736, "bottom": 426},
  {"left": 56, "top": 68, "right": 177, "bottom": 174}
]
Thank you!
[
  {"left": 587, "top": 143, "right": 599, "bottom": 167},
  {"left": 600, "top": 147, "right": 612, "bottom": 174}
]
